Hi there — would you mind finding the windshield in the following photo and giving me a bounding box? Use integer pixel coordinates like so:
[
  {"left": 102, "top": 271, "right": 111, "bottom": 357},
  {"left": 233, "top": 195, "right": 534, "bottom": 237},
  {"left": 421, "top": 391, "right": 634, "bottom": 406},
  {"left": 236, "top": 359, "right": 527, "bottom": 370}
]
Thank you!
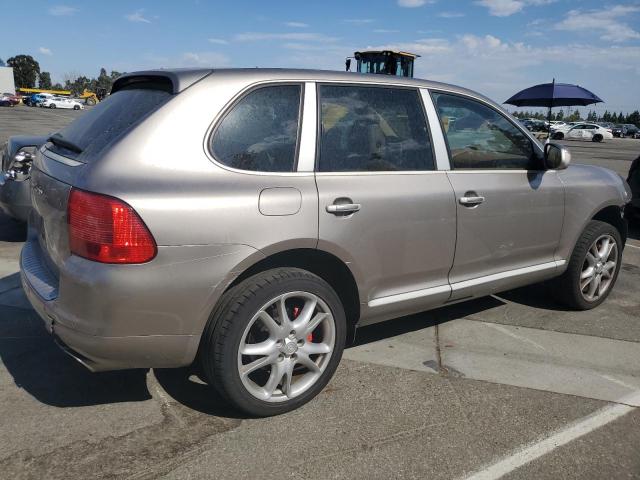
[{"left": 49, "top": 88, "right": 172, "bottom": 162}]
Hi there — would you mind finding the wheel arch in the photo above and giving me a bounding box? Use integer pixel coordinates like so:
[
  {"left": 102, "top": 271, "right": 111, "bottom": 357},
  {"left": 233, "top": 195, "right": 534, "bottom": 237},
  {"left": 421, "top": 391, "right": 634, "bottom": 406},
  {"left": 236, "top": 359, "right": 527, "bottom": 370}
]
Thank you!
[
  {"left": 592, "top": 204, "right": 628, "bottom": 244},
  {"left": 225, "top": 248, "right": 361, "bottom": 343}
]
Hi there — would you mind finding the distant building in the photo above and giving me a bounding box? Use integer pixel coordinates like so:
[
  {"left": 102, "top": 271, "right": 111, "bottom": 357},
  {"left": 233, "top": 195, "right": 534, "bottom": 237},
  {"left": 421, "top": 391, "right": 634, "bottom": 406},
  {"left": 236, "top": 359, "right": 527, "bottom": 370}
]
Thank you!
[{"left": 0, "top": 67, "right": 16, "bottom": 94}]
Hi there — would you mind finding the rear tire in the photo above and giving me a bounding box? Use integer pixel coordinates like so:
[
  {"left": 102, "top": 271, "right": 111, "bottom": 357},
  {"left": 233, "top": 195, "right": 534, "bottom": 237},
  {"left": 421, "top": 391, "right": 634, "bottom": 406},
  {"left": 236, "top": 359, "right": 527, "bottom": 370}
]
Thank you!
[
  {"left": 592, "top": 134, "right": 603, "bottom": 143},
  {"left": 199, "top": 268, "right": 346, "bottom": 417},
  {"left": 552, "top": 220, "right": 622, "bottom": 310},
  {"left": 49, "top": 104, "right": 56, "bottom": 109},
  {"left": 553, "top": 132, "right": 564, "bottom": 140},
  {"left": 73, "top": 105, "right": 80, "bottom": 110}
]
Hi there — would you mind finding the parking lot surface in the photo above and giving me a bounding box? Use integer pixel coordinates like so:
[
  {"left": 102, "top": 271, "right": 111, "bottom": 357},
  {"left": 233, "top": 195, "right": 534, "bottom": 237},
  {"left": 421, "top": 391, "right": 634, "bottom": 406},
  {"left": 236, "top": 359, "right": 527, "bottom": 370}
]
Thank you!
[{"left": 1, "top": 106, "right": 639, "bottom": 479}]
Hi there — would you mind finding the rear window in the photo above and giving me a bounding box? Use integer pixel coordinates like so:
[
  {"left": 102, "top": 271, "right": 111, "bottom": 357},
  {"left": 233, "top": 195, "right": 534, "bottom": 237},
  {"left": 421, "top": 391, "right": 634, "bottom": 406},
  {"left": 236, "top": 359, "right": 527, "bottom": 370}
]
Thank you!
[{"left": 50, "top": 88, "right": 171, "bottom": 162}]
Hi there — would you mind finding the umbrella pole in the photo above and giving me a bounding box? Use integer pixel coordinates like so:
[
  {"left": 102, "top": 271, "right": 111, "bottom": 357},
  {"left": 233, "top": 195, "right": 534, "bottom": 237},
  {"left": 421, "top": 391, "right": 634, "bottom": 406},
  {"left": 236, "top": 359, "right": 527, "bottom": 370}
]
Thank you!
[{"left": 547, "top": 106, "right": 552, "bottom": 142}]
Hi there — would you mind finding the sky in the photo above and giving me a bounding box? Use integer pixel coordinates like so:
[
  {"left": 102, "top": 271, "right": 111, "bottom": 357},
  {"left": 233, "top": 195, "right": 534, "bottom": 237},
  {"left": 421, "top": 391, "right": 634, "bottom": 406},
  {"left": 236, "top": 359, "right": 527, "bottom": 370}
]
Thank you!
[{"left": 1, "top": 0, "right": 639, "bottom": 113}]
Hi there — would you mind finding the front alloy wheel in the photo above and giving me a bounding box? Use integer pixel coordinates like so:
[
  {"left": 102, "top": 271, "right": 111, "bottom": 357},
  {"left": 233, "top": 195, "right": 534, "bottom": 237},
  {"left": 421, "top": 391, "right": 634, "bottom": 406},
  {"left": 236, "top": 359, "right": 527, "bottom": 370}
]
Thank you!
[{"left": 580, "top": 234, "right": 618, "bottom": 302}]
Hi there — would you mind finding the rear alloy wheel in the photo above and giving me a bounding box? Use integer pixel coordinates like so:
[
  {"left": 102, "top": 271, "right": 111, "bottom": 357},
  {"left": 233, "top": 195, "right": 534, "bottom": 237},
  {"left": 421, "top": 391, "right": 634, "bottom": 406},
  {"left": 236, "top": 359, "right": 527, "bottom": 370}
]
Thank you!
[
  {"left": 49, "top": 104, "right": 56, "bottom": 109},
  {"left": 553, "top": 132, "right": 564, "bottom": 140},
  {"left": 200, "top": 268, "right": 346, "bottom": 416},
  {"left": 592, "top": 134, "right": 603, "bottom": 142},
  {"left": 552, "top": 220, "right": 622, "bottom": 310}
]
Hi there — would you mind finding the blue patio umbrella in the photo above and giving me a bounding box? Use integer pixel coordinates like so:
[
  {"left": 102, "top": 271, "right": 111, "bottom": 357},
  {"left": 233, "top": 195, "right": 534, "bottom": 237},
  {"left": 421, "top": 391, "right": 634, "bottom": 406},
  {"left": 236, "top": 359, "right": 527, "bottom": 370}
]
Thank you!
[{"left": 504, "top": 79, "right": 604, "bottom": 136}]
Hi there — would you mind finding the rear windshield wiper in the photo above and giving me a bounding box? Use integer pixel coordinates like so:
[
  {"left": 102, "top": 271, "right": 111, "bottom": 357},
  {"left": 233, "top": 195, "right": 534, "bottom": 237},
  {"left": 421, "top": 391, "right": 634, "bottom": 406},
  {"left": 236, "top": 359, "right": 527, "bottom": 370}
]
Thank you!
[{"left": 48, "top": 133, "right": 83, "bottom": 154}]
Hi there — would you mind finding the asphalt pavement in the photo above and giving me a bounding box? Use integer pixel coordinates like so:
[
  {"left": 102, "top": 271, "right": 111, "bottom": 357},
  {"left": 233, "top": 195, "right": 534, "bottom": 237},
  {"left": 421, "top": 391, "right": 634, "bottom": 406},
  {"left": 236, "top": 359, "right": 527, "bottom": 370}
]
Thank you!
[{"left": 0, "top": 105, "right": 639, "bottom": 479}]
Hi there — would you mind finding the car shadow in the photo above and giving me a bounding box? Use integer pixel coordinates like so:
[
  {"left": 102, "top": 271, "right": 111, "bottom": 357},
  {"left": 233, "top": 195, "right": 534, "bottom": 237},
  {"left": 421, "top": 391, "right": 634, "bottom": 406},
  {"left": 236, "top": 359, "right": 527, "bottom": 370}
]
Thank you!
[
  {"left": 0, "top": 213, "right": 27, "bottom": 242},
  {"left": 0, "top": 274, "right": 569, "bottom": 415},
  {"left": 627, "top": 222, "right": 640, "bottom": 242}
]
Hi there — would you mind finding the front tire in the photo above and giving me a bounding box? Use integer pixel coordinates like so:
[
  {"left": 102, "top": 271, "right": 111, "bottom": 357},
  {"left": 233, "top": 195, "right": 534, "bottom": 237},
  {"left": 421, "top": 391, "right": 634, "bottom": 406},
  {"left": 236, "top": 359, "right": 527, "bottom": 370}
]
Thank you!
[
  {"left": 592, "top": 134, "right": 603, "bottom": 142},
  {"left": 553, "top": 132, "right": 564, "bottom": 140},
  {"left": 200, "top": 268, "right": 346, "bottom": 416},
  {"left": 49, "top": 104, "right": 56, "bottom": 109},
  {"left": 553, "top": 220, "right": 622, "bottom": 310}
]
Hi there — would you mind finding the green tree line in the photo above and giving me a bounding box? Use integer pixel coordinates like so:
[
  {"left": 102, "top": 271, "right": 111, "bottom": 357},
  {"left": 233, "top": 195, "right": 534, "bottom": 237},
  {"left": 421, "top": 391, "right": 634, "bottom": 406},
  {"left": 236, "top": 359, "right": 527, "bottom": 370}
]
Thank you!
[
  {"left": 4, "top": 54, "right": 123, "bottom": 95},
  {"left": 511, "top": 109, "right": 640, "bottom": 127}
]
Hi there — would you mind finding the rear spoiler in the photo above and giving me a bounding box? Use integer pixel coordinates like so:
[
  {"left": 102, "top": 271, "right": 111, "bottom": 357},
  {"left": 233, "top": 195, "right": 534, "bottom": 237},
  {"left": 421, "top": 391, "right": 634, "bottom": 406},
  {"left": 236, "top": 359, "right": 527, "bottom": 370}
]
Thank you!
[{"left": 111, "top": 69, "right": 213, "bottom": 95}]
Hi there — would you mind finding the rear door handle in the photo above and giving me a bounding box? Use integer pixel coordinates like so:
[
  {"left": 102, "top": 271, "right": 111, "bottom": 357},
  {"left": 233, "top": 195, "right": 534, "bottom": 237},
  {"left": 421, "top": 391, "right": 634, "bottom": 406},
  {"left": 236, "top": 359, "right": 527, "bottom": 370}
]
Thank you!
[
  {"left": 326, "top": 203, "right": 361, "bottom": 214},
  {"left": 459, "top": 195, "right": 485, "bottom": 206}
]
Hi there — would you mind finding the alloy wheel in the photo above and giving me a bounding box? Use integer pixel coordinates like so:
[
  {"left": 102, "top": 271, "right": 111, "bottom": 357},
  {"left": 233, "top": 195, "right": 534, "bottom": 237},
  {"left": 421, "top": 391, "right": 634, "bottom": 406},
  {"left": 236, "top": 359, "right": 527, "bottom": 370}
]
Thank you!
[
  {"left": 237, "top": 291, "right": 335, "bottom": 402},
  {"left": 580, "top": 234, "right": 618, "bottom": 302}
]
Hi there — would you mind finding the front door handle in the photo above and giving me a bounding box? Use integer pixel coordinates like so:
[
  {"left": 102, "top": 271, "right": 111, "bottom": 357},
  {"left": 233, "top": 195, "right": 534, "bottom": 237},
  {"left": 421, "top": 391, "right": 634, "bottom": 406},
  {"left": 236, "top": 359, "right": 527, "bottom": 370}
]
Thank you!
[
  {"left": 326, "top": 203, "right": 361, "bottom": 214},
  {"left": 459, "top": 193, "right": 485, "bottom": 207}
]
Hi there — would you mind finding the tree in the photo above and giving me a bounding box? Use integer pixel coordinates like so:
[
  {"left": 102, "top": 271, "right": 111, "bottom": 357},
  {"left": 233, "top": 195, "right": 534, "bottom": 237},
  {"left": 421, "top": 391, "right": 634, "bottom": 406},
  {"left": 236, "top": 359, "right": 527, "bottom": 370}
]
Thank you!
[
  {"left": 0, "top": 58, "right": 5, "bottom": 67},
  {"left": 628, "top": 110, "right": 640, "bottom": 128},
  {"left": 38, "top": 71, "right": 52, "bottom": 89},
  {"left": 52, "top": 83, "right": 64, "bottom": 90},
  {"left": 556, "top": 109, "right": 564, "bottom": 121},
  {"left": 6, "top": 55, "right": 40, "bottom": 88}
]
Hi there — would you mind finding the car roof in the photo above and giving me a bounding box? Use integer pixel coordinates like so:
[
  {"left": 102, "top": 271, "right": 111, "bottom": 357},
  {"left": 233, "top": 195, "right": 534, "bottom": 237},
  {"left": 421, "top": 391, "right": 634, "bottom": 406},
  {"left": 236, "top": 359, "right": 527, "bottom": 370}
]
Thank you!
[{"left": 114, "top": 67, "right": 499, "bottom": 105}]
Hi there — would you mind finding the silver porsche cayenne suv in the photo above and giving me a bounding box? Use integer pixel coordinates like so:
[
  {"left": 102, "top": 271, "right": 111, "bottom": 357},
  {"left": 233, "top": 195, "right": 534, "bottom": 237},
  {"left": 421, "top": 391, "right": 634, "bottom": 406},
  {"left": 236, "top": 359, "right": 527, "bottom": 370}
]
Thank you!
[{"left": 21, "top": 69, "right": 631, "bottom": 416}]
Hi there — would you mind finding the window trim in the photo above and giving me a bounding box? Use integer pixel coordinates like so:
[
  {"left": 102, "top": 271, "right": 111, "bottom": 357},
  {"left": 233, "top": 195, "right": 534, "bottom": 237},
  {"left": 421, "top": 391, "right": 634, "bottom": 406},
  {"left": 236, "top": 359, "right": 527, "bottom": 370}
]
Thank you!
[
  {"left": 429, "top": 89, "right": 545, "bottom": 172},
  {"left": 315, "top": 82, "right": 438, "bottom": 174},
  {"left": 207, "top": 81, "right": 305, "bottom": 175}
]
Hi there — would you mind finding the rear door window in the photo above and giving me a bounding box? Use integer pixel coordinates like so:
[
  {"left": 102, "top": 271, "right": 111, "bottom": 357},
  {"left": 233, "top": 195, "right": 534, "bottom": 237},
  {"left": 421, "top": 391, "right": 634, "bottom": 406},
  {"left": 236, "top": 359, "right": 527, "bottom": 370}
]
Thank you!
[
  {"left": 51, "top": 88, "right": 172, "bottom": 162},
  {"left": 211, "top": 84, "right": 302, "bottom": 172},
  {"left": 318, "top": 84, "right": 434, "bottom": 172}
]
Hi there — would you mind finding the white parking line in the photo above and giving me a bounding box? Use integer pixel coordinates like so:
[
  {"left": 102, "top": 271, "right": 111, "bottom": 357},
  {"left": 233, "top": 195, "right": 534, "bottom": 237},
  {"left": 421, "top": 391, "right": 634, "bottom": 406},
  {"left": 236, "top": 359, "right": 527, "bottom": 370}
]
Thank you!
[
  {"left": 460, "top": 391, "right": 640, "bottom": 480},
  {"left": 626, "top": 243, "right": 640, "bottom": 250}
]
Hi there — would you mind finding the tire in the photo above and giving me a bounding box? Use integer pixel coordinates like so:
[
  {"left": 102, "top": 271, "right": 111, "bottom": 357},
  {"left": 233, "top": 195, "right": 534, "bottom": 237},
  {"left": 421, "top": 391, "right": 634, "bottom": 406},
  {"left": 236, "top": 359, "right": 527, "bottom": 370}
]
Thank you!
[
  {"left": 552, "top": 220, "right": 622, "bottom": 310},
  {"left": 592, "top": 134, "right": 603, "bottom": 143},
  {"left": 199, "top": 268, "right": 346, "bottom": 417},
  {"left": 553, "top": 132, "right": 564, "bottom": 140},
  {"left": 73, "top": 105, "right": 80, "bottom": 110},
  {"left": 49, "top": 104, "right": 56, "bottom": 109}
]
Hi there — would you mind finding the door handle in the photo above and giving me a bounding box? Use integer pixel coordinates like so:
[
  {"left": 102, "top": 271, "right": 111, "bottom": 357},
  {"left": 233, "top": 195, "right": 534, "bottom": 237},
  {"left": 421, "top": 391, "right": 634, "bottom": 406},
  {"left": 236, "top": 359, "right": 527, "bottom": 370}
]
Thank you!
[
  {"left": 326, "top": 203, "right": 361, "bottom": 214},
  {"left": 459, "top": 195, "right": 485, "bottom": 206}
]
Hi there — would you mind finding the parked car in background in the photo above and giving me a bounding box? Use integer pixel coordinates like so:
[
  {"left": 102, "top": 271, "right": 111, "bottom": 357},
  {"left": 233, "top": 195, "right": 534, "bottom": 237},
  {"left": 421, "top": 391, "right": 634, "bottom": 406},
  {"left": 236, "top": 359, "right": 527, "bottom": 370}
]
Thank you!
[
  {"left": 0, "top": 93, "right": 21, "bottom": 106},
  {"left": 20, "top": 68, "right": 631, "bottom": 417},
  {"left": 623, "top": 124, "right": 639, "bottom": 137},
  {"left": 40, "top": 96, "right": 84, "bottom": 110},
  {"left": 612, "top": 124, "right": 630, "bottom": 137},
  {"left": 0, "top": 136, "right": 48, "bottom": 222},
  {"left": 25, "top": 93, "right": 53, "bottom": 107},
  {"left": 521, "top": 119, "right": 547, "bottom": 132},
  {"left": 552, "top": 123, "right": 613, "bottom": 142},
  {"left": 550, "top": 121, "right": 566, "bottom": 129}
]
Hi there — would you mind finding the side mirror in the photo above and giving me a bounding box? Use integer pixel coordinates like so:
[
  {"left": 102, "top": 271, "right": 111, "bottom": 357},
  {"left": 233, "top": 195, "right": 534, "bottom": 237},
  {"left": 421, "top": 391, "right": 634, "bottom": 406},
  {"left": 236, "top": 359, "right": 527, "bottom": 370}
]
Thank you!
[{"left": 544, "top": 143, "right": 571, "bottom": 170}]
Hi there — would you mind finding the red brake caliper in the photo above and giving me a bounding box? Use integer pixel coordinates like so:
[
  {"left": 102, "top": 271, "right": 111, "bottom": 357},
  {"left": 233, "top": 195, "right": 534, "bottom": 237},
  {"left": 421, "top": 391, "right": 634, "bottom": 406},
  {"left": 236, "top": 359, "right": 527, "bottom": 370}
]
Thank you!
[{"left": 292, "top": 306, "right": 314, "bottom": 342}]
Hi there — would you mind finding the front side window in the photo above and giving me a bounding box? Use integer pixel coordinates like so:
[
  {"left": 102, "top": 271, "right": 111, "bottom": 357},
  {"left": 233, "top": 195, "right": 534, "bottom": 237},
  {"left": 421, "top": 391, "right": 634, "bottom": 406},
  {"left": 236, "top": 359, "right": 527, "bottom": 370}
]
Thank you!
[
  {"left": 318, "top": 85, "right": 434, "bottom": 172},
  {"left": 211, "top": 84, "right": 301, "bottom": 172},
  {"left": 432, "top": 92, "right": 537, "bottom": 170}
]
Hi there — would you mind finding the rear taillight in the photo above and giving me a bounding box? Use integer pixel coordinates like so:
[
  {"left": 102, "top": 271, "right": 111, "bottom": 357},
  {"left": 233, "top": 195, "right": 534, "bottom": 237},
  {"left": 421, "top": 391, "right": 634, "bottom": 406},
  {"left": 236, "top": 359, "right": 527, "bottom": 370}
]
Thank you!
[{"left": 68, "top": 188, "right": 157, "bottom": 264}]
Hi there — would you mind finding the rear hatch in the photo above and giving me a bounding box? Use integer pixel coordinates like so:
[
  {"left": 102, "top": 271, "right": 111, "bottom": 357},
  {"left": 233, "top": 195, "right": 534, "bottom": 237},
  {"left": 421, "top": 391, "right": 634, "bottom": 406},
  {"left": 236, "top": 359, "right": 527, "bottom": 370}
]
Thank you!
[{"left": 26, "top": 74, "right": 194, "bottom": 282}]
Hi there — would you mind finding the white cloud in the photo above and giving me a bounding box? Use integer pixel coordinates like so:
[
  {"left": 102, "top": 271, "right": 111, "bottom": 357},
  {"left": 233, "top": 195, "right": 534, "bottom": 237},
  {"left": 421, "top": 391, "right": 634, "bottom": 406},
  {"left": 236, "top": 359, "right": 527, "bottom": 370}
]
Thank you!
[
  {"left": 180, "top": 52, "right": 230, "bottom": 67},
  {"left": 48, "top": 5, "right": 78, "bottom": 16},
  {"left": 38, "top": 47, "right": 52, "bottom": 56},
  {"left": 343, "top": 18, "right": 375, "bottom": 24},
  {"left": 208, "top": 38, "right": 228, "bottom": 45},
  {"left": 285, "top": 22, "right": 309, "bottom": 28},
  {"left": 556, "top": 6, "right": 640, "bottom": 42},
  {"left": 475, "top": 0, "right": 556, "bottom": 17},
  {"left": 125, "top": 9, "right": 151, "bottom": 23},
  {"left": 373, "top": 29, "right": 400, "bottom": 33},
  {"left": 438, "top": 11, "right": 465, "bottom": 18},
  {"left": 234, "top": 32, "right": 339, "bottom": 42},
  {"left": 397, "top": 0, "right": 435, "bottom": 7}
]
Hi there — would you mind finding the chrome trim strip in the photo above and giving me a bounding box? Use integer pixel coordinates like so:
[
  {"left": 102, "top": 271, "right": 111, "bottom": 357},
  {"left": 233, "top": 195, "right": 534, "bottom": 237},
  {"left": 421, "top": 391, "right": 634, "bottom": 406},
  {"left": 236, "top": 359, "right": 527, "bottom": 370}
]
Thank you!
[
  {"left": 451, "top": 260, "right": 563, "bottom": 292},
  {"left": 42, "top": 147, "right": 83, "bottom": 167},
  {"left": 368, "top": 284, "right": 450, "bottom": 308},
  {"left": 297, "top": 82, "right": 317, "bottom": 172},
  {"left": 368, "top": 260, "right": 565, "bottom": 308},
  {"left": 420, "top": 89, "right": 450, "bottom": 171}
]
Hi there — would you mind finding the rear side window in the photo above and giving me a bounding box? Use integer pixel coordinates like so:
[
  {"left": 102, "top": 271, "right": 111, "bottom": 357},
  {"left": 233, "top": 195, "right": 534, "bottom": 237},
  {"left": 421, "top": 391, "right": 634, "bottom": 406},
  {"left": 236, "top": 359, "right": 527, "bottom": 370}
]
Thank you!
[
  {"left": 211, "top": 85, "right": 302, "bottom": 172},
  {"left": 432, "top": 92, "right": 536, "bottom": 170},
  {"left": 52, "top": 88, "right": 171, "bottom": 162},
  {"left": 318, "top": 85, "right": 434, "bottom": 172}
]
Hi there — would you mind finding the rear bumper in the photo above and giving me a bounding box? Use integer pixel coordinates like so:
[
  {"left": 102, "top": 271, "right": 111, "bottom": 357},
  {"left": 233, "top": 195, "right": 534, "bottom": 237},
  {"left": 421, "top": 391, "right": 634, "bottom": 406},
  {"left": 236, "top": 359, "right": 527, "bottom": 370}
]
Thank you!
[
  {"left": 0, "top": 176, "right": 31, "bottom": 222},
  {"left": 20, "top": 236, "right": 259, "bottom": 371}
]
